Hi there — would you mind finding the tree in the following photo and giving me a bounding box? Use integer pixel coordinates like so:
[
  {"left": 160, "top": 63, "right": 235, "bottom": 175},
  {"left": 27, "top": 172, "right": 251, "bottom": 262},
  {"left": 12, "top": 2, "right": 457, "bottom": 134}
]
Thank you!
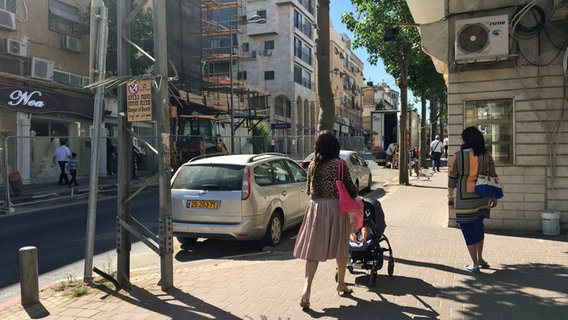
[
  {"left": 103, "top": 0, "right": 154, "bottom": 76},
  {"left": 408, "top": 51, "right": 447, "bottom": 167},
  {"left": 316, "top": 0, "right": 335, "bottom": 132},
  {"left": 342, "top": 0, "right": 421, "bottom": 185}
]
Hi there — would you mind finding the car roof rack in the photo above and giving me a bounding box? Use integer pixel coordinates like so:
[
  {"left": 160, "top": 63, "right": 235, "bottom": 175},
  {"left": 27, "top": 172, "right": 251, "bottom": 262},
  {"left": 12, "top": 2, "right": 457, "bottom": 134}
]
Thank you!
[
  {"left": 187, "top": 152, "right": 229, "bottom": 163},
  {"left": 247, "top": 152, "right": 288, "bottom": 163}
]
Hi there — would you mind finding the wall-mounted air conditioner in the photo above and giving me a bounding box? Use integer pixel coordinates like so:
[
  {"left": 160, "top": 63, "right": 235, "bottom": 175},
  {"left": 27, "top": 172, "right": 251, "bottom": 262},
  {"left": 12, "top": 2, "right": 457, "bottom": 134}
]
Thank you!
[
  {"left": 63, "top": 35, "right": 82, "bottom": 53},
  {"left": 0, "top": 9, "right": 15, "bottom": 30},
  {"left": 263, "top": 49, "right": 272, "bottom": 56},
  {"left": 454, "top": 14, "right": 509, "bottom": 63},
  {"left": 3, "top": 39, "right": 26, "bottom": 57},
  {"left": 30, "top": 57, "right": 54, "bottom": 81}
]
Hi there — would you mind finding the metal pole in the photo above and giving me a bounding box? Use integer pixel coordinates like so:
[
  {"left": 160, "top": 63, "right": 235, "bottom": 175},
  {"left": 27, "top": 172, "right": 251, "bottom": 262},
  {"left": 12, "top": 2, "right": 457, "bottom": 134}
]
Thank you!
[
  {"left": 84, "top": 1, "right": 108, "bottom": 283},
  {"left": 153, "top": 0, "right": 173, "bottom": 290},
  {"left": 229, "top": 28, "right": 235, "bottom": 154}
]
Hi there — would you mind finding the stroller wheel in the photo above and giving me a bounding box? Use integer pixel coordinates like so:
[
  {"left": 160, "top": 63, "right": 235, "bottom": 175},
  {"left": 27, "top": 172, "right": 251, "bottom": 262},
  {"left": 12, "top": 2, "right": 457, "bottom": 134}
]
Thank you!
[
  {"left": 369, "top": 272, "right": 377, "bottom": 287},
  {"left": 388, "top": 257, "right": 395, "bottom": 277}
]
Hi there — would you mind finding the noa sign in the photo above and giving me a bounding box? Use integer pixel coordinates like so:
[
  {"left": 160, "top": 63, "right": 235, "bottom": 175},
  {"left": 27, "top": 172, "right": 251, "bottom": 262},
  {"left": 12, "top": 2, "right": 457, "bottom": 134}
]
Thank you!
[{"left": 0, "top": 83, "right": 94, "bottom": 118}]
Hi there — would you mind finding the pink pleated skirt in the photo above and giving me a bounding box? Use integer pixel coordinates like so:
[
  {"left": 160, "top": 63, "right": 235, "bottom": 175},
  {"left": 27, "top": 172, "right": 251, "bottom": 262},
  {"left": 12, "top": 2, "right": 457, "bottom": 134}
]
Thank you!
[{"left": 293, "top": 198, "right": 350, "bottom": 261}]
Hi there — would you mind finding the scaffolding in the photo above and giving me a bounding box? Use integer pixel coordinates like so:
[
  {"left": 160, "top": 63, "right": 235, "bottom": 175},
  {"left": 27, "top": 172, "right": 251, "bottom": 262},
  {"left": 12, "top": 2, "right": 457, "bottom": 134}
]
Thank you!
[{"left": 198, "top": 0, "right": 269, "bottom": 131}]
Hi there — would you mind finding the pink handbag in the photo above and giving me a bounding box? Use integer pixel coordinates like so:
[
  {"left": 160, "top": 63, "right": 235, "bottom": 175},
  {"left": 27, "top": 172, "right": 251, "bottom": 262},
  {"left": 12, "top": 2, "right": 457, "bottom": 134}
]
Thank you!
[{"left": 335, "top": 159, "right": 363, "bottom": 231}]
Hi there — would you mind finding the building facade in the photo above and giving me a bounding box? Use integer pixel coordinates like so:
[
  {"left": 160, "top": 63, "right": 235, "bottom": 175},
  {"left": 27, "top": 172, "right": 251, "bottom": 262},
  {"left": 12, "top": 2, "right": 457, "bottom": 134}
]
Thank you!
[
  {"left": 407, "top": 0, "right": 568, "bottom": 232},
  {"left": 0, "top": 0, "right": 95, "bottom": 185}
]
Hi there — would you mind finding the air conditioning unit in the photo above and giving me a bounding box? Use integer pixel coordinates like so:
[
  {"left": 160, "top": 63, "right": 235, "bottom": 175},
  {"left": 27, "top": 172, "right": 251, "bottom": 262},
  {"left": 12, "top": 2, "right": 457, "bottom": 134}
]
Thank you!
[
  {"left": 263, "top": 49, "right": 272, "bottom": 56},
  {"left": 3, "top": 39, "right": 26, "bottom": 57},
  {"left": 454, "top": 14, "right": 509, "bottom": 63},
  {"left": 63, "top": 35, "right": 82, "bottom": 53},
  {"left": 30, "top": 57, "right": 54, "bottom": 81},
  {"left": 0, "top": 9, "right": 15, "bottom": 30}
]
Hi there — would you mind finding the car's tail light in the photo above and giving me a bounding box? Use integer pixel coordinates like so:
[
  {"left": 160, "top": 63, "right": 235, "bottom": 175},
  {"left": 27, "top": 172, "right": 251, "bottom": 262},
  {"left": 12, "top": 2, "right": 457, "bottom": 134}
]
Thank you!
[{"left": 242, "top": 166, "right": 251, "bottom": 200}]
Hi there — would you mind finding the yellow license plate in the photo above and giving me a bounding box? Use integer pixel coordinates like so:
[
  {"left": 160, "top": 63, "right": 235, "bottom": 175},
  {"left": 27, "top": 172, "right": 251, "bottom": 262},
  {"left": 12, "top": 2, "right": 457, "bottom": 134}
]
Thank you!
[{"left": 186, "top": 200, "right": 219, "bottom": 209}]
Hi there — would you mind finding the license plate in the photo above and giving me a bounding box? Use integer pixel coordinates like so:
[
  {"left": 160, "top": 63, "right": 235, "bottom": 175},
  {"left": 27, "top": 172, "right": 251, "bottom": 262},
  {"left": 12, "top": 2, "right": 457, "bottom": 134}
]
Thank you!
[{"left": 186, "top": 200, "right": 219, "bottom": 209}]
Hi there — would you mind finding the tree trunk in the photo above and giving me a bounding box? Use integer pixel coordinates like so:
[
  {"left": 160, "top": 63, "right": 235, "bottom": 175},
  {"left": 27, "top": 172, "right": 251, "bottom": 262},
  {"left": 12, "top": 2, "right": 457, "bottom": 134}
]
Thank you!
[
  {"left": 421, "top": 90, "right": 428, "bottom": 168},
  {"left": 398, "top": 61, "right": 409, "bottom": 185},
  {"left": 316, "top": 0, "right": 334, "bottom": 132}
]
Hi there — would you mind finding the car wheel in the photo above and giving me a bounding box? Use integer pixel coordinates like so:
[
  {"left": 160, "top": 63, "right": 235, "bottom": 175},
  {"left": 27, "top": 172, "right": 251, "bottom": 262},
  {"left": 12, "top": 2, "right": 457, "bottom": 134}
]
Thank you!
[
  {"left": 263, "top": 212, "right": 283, "bottom": 247},
  {"left": 177, "top": 237, "right": 197, "bottom": 245}
]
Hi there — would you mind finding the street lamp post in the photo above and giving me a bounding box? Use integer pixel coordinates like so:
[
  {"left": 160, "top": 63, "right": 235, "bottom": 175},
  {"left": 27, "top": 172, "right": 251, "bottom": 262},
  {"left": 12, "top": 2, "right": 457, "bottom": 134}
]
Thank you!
[{"left": 229, "top": 15, "right": 266, "bottom": 154}]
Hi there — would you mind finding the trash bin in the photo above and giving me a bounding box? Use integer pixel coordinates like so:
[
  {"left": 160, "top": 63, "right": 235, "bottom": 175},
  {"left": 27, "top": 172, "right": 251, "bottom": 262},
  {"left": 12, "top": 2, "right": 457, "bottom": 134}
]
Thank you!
[{"left": 541, "top": 211, "right": 561, "bottom": 236}]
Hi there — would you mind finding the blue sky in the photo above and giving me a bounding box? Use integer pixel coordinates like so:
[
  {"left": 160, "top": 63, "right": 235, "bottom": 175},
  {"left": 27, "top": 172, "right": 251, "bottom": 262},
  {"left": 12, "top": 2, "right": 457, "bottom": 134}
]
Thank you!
[{"left": 330, "top": 1, "right": 415, "bottom": 103}]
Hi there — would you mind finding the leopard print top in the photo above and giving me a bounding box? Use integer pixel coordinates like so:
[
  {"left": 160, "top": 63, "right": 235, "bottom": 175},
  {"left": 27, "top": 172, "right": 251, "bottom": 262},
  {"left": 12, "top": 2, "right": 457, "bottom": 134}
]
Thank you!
[{"left": 307, "top": 158, "right": 358, "bottom": 199}]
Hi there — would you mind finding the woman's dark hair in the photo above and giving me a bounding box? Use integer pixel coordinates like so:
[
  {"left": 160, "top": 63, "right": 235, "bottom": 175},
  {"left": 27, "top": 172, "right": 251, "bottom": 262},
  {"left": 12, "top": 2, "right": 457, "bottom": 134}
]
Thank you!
[
  {"left": 314, "top": 132, "right": 340, "bottom": 164},
  {"left": 461, "top": 126, "right": 487, "bottom": 156}
]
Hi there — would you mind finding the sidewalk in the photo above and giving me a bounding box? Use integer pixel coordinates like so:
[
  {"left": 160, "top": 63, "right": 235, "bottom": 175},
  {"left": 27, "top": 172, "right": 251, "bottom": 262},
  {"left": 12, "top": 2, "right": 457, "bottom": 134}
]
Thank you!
[{"left": 1, "top": 166, "right": 567, "bottom": 319}]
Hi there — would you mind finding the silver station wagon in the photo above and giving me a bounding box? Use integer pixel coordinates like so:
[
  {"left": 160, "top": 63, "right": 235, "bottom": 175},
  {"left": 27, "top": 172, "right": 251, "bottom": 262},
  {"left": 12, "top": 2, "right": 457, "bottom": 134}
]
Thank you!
[{"left": 171, "top": 153, "right": 310, "bottom": 247}]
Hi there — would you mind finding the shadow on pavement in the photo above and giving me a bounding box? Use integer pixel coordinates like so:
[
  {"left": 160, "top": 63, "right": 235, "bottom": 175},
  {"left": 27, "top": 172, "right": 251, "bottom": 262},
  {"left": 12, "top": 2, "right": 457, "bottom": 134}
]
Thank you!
[{"left": 94, "top": 284, "right": 241, "bottom": 320}]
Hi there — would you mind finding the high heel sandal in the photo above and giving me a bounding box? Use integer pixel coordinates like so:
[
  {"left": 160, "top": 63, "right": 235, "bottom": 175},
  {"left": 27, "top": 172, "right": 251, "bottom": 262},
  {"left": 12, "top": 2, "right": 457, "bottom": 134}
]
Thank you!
[
  {"left": 299, "top": 293, "right": 310, "bottom": 309},
  {"left": 336, "top": 285, "right": 353, "bottom": 296}
]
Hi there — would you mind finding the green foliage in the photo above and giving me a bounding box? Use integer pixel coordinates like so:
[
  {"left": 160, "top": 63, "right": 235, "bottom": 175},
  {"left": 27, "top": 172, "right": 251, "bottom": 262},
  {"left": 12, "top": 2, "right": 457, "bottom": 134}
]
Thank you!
[
  {"left": 103, "top": 0, "right": 155, "bottom": 76},
  {"left": 341, "top": 0, "right": 421, "bottom": 86},
  {"left": 51, "top": 275, "right": 90, "bottom": 297}
]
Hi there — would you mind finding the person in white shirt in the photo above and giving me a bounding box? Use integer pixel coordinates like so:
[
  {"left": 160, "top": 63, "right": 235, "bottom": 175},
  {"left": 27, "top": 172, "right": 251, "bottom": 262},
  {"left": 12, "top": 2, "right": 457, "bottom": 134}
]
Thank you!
[
  {"left": 385, "top": 141, "right": 397, "bottom": 169},
  {"left": 53, "top": 139, "right": 71, "bottom": 185},
  {"left": 443, "top": 135, "right": 449, "bottom": 158},
  {"left": 430, "top": 135, "right": 444, "bottom": 172}
]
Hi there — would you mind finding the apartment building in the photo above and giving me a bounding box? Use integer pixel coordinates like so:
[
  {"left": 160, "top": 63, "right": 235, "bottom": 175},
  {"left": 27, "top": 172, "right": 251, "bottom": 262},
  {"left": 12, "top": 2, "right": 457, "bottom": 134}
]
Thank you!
[{"left": 0, "top": 0, "right": 94, "bottom": 184}]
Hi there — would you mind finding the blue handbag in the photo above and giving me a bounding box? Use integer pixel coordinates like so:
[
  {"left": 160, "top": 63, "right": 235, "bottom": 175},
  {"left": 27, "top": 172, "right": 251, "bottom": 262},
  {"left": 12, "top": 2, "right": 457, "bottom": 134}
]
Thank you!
[{"left": 475, "top": 154, "right": 503, "bottom": 199}]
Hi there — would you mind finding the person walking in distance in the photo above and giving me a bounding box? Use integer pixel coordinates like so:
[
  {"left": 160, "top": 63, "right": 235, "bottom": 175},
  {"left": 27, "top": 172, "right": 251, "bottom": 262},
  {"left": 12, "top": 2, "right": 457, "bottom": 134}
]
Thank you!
[
  {"left": 430, "top": 135, "right": 444, "bottom": 172},
  {"left": 67, "top": 152, "right": 79, "bottom": 187},
  {"left": 448, "top": 127, "right": 498, "bottom": 272},
  {"left": 294, "top": 132, "right": 358, "bottom": 309},
  {"left": 53, "top": 139, "right": 71, "bottom": 185},
  {"left": 443, "top": 135, "right": 449, "bottom": 158}
]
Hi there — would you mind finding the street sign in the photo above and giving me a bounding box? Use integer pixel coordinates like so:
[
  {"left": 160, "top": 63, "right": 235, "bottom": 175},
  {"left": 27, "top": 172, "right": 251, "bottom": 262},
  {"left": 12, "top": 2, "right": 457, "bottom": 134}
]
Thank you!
[
  {"left": 127, "top": 80, "right": 152, "bottom": 122},
  {"left": 271, "top": 123, "right": 291, "bottom": 129}
]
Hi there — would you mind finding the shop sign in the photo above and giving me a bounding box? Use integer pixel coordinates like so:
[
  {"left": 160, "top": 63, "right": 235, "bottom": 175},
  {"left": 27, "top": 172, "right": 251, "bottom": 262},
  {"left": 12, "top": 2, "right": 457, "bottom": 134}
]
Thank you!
[
  {"left": 127, "top": 80, "right": 152, "bottom": 122},
  {"left": 0, "top": 82, "right": 94, "bottom": 118}
]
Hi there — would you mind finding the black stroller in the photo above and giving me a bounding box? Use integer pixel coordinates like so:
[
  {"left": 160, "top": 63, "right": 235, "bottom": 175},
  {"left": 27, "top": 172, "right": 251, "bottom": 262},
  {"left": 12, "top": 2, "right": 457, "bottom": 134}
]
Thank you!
[{"left": 347, "top": 197, "right": 394, "bottom": 287}]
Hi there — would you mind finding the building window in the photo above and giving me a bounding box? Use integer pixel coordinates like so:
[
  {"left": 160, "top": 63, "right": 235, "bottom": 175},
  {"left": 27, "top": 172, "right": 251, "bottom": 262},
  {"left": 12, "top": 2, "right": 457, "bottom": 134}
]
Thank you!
[
  {"left": 294, "top": 66, "right": 302, "bottom": 84},
  {"left": 242, "top": 42, "right": 249, "bottom": 52},
  {"left": 257, "top": 10, "right": 267, "bottom": 19},
  {"left": 48, "top": 0, "right": 83, "bottom": 36},
  {"left": 464, "top": 99, "right": 514, "bottom": 165},
  {"left": 264, "top": 70, "right": 275, "bottom": 80},
  {"left": 237, "top": 71, "right": 247, "bottom": 80},
  {"left": 264, "top": 40, "right": 275, "bottom": 50}
]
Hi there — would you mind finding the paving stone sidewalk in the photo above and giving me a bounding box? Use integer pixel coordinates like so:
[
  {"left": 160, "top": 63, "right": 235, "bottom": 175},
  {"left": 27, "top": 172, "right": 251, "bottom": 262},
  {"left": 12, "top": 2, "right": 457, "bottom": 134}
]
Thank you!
[{"left": 1, "top": 167, "right": 567, "bottom": 319}]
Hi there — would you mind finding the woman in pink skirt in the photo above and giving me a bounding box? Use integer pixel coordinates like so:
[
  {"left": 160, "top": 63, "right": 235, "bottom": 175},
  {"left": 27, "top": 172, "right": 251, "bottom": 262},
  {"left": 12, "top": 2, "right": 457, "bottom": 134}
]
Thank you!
[{"left": 294, "top": 132, "right": 358, "bottom": 309}]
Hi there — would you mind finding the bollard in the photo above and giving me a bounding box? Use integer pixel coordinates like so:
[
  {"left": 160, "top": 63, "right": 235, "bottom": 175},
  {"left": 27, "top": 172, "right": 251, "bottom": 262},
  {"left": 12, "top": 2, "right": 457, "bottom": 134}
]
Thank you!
[{"left": 19, "top": 246, "right": 39, "bottom": 306}]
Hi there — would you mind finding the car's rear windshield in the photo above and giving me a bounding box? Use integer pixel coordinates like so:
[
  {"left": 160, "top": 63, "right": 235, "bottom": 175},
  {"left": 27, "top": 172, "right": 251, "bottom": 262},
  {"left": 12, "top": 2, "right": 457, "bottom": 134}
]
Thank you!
[{"left": 172, "top": 164, "right": 243, "bottom": 191}]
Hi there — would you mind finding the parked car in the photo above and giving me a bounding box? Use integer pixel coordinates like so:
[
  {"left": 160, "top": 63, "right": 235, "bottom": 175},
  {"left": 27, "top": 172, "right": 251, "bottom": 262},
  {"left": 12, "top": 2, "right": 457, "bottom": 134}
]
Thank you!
[
  {"left": 171, "top": 153, "right": 310, "bottom": 247},
  {"left": 300, "top": 150, "right": 372, "bottom": 192}
]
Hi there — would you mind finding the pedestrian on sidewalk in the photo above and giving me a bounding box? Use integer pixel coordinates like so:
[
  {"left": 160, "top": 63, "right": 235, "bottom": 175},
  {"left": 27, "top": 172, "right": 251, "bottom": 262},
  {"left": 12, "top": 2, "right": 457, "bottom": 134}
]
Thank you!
[
  {"left": 430, "top": 135, "right": 443, "bottom": 171},
  {"left": 443, "top": 135, "right": 449, "bottom": 158},
  {"left": 447, "top": 127, "right": 498, "bottom": 273},
  {"left": 385, "top": 141, "right": 397, "bottom": 169},
  {"left": 67, "top": 152, "right": 79, "bottom": 187},
  {"left": 53, "top": 139, "right": 71, "bottom": 185},
  {"left": 293, "top": 132, "right": 357, "bottom": 310}
]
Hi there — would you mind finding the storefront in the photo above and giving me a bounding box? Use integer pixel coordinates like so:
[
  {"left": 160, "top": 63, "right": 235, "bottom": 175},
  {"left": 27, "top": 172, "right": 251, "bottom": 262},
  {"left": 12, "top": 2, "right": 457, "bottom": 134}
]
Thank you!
[{"left": 0, "top": 80, "right": 94, "bottom": 184}]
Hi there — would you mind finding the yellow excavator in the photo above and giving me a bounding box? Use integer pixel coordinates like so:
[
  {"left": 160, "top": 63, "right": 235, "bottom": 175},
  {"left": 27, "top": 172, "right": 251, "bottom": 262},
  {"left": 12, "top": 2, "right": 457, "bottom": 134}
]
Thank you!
[{"left": 171, "top": 110, "right": 228, "bottom": 170}]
